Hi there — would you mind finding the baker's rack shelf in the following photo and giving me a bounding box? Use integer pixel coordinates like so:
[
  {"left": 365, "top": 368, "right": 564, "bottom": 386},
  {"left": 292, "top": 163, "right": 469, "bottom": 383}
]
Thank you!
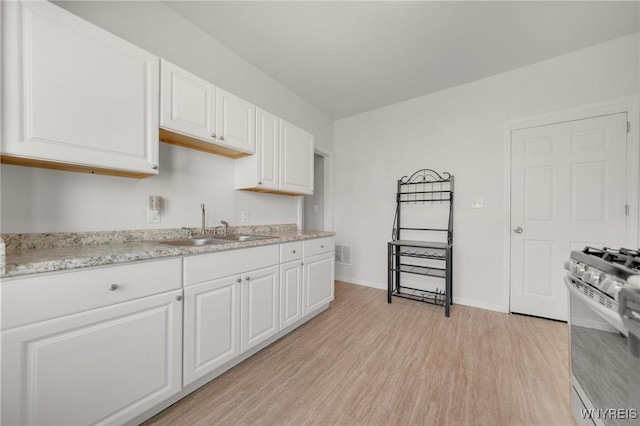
[{"left": 387, "top": 169, "right": 454, "bottom": 317}]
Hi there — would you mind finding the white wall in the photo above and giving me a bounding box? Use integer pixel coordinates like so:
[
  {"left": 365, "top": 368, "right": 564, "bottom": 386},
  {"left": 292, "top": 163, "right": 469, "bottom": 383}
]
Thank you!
[
  {"left": 0, "top": 0, "right": 333, "bottom": 233},
  {"left": 334, "top": 34, "right": 639, "bottom": 312}
]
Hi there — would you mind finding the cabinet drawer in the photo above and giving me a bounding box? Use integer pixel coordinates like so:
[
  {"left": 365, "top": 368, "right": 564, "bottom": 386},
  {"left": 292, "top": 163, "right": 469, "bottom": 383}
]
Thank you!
[
  {"left": 280, "top": 241, "right": 302, "bottom": 263},
  {"left": 303, "top": 237, "right": 334, "bottom": 258},
  {"left": 1, "top": 258, "right": 182, "bottom": 331},
  {"left": 184, "top": 245, "right": 279, "bottom": 286}
]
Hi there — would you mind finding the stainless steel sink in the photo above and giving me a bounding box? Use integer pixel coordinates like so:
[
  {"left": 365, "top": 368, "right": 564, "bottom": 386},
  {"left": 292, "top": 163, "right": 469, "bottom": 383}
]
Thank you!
[
  {"left": 215, "top": 234, "right": 273, "bottom": 242},
  {"left": 154, "top": 236, "right": 227, "bottom": 247},
  {"left": 152, "top": 234, "right": 273, "bottom": 247}
]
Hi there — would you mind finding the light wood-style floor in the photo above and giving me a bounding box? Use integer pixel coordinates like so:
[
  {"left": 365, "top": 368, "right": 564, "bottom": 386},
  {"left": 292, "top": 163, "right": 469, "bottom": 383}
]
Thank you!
[{"left": 144, "top": 282, "right": 574, "bottom": 426}]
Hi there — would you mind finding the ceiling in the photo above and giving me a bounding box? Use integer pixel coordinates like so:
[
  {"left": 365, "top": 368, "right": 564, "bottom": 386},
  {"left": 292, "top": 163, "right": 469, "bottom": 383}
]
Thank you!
[{"left": 164, "top": 1, "right": 640, "bottom": 120}]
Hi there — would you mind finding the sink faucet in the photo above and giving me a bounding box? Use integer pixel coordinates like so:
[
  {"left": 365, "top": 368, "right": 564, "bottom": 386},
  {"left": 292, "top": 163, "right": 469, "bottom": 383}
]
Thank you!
[
  {"left": 200, "top": 203, "right": 206, "bottom": 236},
  {"left": 220, "top": 220, "right": 229, "bottom": 236}
]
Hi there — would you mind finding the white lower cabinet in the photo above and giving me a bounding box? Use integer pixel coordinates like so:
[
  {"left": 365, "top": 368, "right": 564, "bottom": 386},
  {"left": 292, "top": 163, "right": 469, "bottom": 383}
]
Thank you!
[
  {"left": 280, "top": 260, "right": 304, "bottom": 330},
  {"left": 1, "top": 238, "right": 335, "bottom": 425},
  {"left": 303, "top": 252, "right": 335, "bottom": 316},
  {"left": 183, "top": 275, "right": 241, "bottom": 386},
  {"left": 183, "top": 263, "right": 281, "bottom": 385},
  {"left": 182, "top": 245, "right": 279, "bottom": 386},
  {"left": 1, "top": 289, "right": 183, "bottom": 426},
  {"left": 241, "top": 265, "right": 280, "bottom": 352}
]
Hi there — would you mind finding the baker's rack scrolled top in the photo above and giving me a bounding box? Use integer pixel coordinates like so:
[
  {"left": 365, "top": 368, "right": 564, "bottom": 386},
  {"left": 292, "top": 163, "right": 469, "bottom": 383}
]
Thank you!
[{"left": 391, "top": 168, "right": 454, "bottom": 245}]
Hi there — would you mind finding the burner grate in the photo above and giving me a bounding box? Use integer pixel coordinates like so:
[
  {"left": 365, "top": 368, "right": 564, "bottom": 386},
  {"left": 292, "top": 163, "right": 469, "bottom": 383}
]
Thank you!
[{"left": 582, "top": 246, "right": 640, "bottom": 274}]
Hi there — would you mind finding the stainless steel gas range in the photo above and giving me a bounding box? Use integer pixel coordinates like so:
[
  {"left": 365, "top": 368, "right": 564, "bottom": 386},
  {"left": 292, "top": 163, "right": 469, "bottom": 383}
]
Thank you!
[{"left": 564, "top": 247, "right": 640, "bottom": 426}]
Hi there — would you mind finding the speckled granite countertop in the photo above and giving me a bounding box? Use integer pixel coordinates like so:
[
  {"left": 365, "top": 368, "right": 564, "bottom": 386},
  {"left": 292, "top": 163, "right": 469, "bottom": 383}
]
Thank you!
[{"left": 1, "top": 224, "right": 335, "bottom": 278}]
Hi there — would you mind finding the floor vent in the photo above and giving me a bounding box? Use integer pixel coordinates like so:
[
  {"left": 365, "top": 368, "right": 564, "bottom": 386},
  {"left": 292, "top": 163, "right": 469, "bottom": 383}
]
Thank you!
[{"left": 335, "top": 245, "right": 352, "bottom": 265}]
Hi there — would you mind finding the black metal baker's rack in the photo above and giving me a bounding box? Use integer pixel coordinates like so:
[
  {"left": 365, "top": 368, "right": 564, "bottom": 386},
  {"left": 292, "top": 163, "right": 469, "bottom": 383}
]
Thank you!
[{"left": 387, "top": 169, "right": 454, "bottom": 316}]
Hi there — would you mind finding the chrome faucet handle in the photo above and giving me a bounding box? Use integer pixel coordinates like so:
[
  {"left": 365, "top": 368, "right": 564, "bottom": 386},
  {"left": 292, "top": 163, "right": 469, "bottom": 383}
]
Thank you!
[{"left": 220, "top": 220, "right": 229, "bottom": 236}]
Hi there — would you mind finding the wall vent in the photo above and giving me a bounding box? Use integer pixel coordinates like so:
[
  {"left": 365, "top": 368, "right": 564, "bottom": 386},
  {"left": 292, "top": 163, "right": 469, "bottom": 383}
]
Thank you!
[{"left": 335, "top": 244, "right": 352, "bottom": 265}]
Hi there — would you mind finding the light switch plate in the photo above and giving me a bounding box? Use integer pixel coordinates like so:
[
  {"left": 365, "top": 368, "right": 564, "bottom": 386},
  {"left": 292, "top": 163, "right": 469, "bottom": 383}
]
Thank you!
[
  {"left": 471, "top": 198, "right": 484, "bottom": 209},
  {"left": 241, "top": 210, "right": 250, "bottom": 223}
]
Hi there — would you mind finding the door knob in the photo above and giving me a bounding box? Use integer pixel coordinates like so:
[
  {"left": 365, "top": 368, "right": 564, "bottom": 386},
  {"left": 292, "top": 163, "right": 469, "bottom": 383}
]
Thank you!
[{"left": 513, "top": 227, "right": 523, "bottom": 234}]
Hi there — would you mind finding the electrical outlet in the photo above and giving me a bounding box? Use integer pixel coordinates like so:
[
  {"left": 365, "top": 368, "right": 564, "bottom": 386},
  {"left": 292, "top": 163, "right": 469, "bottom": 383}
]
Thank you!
[
  {"left": 147, "top": 207, "right": 161, "bottom": 223},
  {"left": 471, "top": 198, "right": 484, "bottom": 209},
  {"left": 241, "top": 210, "right": 250, "bottom": 223}
]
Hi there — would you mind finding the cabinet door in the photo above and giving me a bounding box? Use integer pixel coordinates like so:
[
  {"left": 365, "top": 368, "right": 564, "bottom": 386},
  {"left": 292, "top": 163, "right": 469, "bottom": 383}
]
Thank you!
[
  {"left": 241, "top": 266, "right": 279, "bottom": 352},
  {"left": 1, "top": 1, "right": 159, "bottom": 177},
  {"left": 303, "top": 252, "right": 335, "bottom": 316},
  {"left": 280, "top": 120, "right": 314, "bottom": 194},
  {"left": 256, "top": 108, "right": 280, "bottom": 190},
  {"left": 184, "top": 276, "right": 241, "bottom": 386},
  {"left": 280, "top": 261, "right": 303, "bottom": 330},
  {"left": 160, "top": 59, "right": 216, "bottom": 142},
  {"left": 216, "top": 89, "right": 255, "bottom": 154},
  {"left": 1, "top": 290, "right": 183, "bottom": 426}
]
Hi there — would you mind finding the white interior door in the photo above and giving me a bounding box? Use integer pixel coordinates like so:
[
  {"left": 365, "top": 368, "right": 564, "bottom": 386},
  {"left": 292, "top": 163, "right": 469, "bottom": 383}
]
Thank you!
[{"left": 510, "top": 113, "right": 629, "bottom": 321}]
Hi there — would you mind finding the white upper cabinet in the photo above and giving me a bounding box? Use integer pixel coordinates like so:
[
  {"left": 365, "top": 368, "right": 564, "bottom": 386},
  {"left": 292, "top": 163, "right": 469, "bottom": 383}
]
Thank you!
[
  {"left": 251, "top": 108, "right": 280, "bottom": 190},
  {"left": 160, "top": 60, "right": 255, "bottom": 158},
  {"left": 216, "top": 89, "right": 256, "bottom": 154},
  {"left": 160, "top": 59, "right": 216, "bottom": 144},
  {"left": 280, "top": 119, "right": 314, "bottom": 195},
  {"left": 258, "top": 109, "right": 280, "bottom": 190},
  {"left": 1, "top": 0, "right": 160, "bottom": 178},
  {"left": 235, "top": 110, "right": 314, "bottom": 196}
]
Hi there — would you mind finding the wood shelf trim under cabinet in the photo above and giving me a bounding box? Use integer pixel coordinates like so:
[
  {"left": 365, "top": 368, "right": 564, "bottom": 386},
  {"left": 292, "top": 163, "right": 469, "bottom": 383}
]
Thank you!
[
  {"left": 160, "top": 128, "right": 252, "bottom": 159},
  {"left": 238, "top": 187, "right": 305, "bottom": 197},
  {"left": 0, "top": 154, "right": 155, "bottom": 179}
]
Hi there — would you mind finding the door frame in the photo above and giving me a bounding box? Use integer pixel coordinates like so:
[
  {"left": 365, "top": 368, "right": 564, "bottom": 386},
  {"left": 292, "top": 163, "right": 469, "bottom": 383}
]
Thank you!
[
  {"left": 502, "top": 96, "right": 639, "bottom": 313},
  {"left": 297, "top": 146, "right": 334, "bottom": 231}
]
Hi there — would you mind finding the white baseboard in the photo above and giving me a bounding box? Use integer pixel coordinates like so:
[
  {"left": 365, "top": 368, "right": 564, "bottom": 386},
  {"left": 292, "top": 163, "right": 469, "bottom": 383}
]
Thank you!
[
  {"left": 335, "top": 276, "right": 507, "bottom": 313},
  {"left": 335, "top": 275, "right": 385, "bottom": 290},
  {"left": 452, "top": 297, "right": 508, "bottom": 313}
]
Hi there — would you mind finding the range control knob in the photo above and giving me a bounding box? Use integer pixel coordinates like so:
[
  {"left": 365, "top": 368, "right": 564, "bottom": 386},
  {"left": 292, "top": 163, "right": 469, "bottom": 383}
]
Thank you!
[
  {"left": 584, "top": 270, "right": 603, "bottom": 286},
  {"left": 570, "top": 263, "right": 586, "bottom": 277},
  {"left": 601, "top": 277, "right": 624, "bottom": 300},
  {"left": 563, "top": 260, "right": 575, "bottom": 272},
  {"left": 577, "top": 265, "right": 586, "bottom": 277}
]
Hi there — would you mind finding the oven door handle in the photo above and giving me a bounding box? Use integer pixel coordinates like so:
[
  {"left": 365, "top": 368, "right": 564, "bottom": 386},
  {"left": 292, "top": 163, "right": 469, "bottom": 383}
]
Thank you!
[{"left": 565, "top": 275, "right": 626, "bottom": 334}]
